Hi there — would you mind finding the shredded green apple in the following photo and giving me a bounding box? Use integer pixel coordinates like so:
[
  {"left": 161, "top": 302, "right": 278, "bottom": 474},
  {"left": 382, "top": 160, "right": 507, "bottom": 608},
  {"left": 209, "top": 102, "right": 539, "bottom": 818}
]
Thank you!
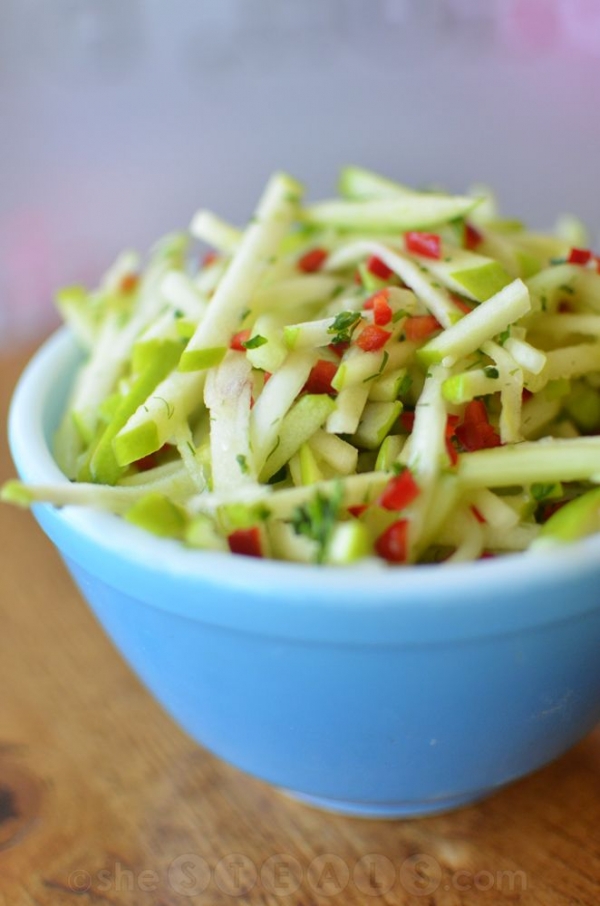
[{"left": 6, "top": 166, "right": 600, "bottom": 565}]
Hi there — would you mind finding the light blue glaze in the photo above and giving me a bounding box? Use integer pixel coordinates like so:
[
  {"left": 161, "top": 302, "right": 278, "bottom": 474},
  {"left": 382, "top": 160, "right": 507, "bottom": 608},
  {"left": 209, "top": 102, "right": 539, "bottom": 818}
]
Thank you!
[{"left": 8, "top": 330, "right": 600, "bottom": 816}]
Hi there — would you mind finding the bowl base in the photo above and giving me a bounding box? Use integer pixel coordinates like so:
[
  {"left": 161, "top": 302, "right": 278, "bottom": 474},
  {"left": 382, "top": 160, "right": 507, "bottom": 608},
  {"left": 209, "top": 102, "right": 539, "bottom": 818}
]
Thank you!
[{"left": 279, "top": 786, "right": 496, "bottom": 818}]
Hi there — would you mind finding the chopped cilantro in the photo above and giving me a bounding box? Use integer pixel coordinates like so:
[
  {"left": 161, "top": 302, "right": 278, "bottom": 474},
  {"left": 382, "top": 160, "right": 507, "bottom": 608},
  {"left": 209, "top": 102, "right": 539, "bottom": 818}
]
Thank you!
[
  {"left": 236, "top": 454, "right": 249, "bottom": 474},
  {"left": 483, "top": 366, "right": 500, "bottom": 379},
  {"left": 327, "top": 310, "right": 362, "bottom": 345},
  {"left": 243, "top": 334, "right": 268, "bottom": 349},
  {"left": 290, "top": 483, "right": 343, "bottom": 563}
]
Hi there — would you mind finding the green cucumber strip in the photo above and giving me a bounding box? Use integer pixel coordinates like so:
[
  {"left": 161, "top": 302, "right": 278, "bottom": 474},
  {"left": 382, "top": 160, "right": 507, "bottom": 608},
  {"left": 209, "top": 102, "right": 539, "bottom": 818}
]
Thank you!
[
  {"left": 189, "top": 209, "right": 242, "bottom": 252},
  {"left": 534, "top": 487, "right": 600, "bottom": 546},
  {"left": 369, "top": 367, "right": 409, "bottom": 403},
  {"left": 89, "top": 340, "right": 184, "bottom": 484},
  {"left": 260, "top": 394, "right": 336, "bottom": 482},
  {"left": 114, "top": 369, "right": 206, "bottom": 466},
  {"left": 185, "top": 513, "right": 229, "bottom": 551},
  {"left": 418, "top": 279, "right": 530, "bottom": 367},
  {"left": 375, "top": 434, "right": 405, "bottom": 471},
  {"left": 1, "top": 465, "right": 196, "bottom": 514},
  {"left": 457, "top": 437, "right": 600, "bottom": 488},
  {"left": 298, "top": 442, "right": 324, "bottom": 485},
  {"left": 442, "top": 369, "right": 500, "bottom": 405},
  {"left": 481, "top": 339, "right": 523, "bottom": 445},
  {"left": 251, "top": 350, "right": 317, "bottom": 473},
  {"left": 326, "top": 384, "right": 370, "bottom": 435},
  {"left": 351, "top": 401, "right": 403, "bottom": 450},
  {"left": 308, "top": 429, "right": 358, "bottom": 475},
  {"left": 503, "top": 336, "right": 546, "bottom": 375},
  {"left": 338, "top": 165, "right": 413, "bottom": 200},
  {"left": 180, "top": 172, "right": 303, "bottom": 371},
  {"left": 204, "top": 352, "right": 255, "bottom": 491},
  {"left": 526, "top": 341, "right": 600, "bottom": 394},
  {"left": 124, "top": 493, "right": 188, "bottom": 539},
  {"left": 304, "top": 193, "right": 479, "bottom": 232},
  {"left": 325, "top": 520, "right": 372, "bottom": 564},
  {"left": 423, "top": 248, "right": 512, "bottom": 302}
]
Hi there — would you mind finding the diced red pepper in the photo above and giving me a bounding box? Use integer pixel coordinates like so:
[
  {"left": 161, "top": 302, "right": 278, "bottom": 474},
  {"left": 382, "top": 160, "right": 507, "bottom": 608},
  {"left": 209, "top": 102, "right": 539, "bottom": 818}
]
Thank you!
[
  {"left": 464, "top": 223, "right": 483, "bottom": 250},
  {"left": 364, "top": 289, "right": 393, "bottom": 326},
  {"left": 405, "top": 231, "right": 442, "bottom": 260},
  {"left": 202, "top": 250, "right": 219, "bottom": 267},
  {"left": 366, "top": 255, "right": 393, "bottom": 281},
  {"left": 404, "top": 315, "right": 442, "bottom": 341},
  {"left": 119, "top": 273, "right": 139, "bottom": 294},
  {"left": 400, "top": 411, "right": 415, "bottom": 433},
  {"left": 479, "top": 551, "right": 496, "bottom": 560},
  {"left": 230, "top": 329, "right": 251, "bottom": 351},
  {"left": 228, "top": 527, "right": 263, "bottom": 558},
  {"left": 378, "top": 469, "right": 420, "bottom": 512},
  {"left": 348, "top": 504, "right": 368, "bottom": 518},
  {"left": 522, "top": 388, "right": 533, "bottom": 402},
  {"left": 328, "top": 341, "right": 350, "bottom": 358},
  {"left": 356, "top": 324, "right": 391, "bottom": 352},
  {"left": 375, "top": 519, "right": 410, "bottom": 563},
  {"left": 567, "top": 247, "right": 592, "bottom": 266},
  {"left": 298, "top": 247, "right": 328, "bottom": 273},
  {"left": 455, "top": 400, "right": 501, "bottom": 451},
  {"left": 304, "top": 359, "right": 338, "bottom": 395}
]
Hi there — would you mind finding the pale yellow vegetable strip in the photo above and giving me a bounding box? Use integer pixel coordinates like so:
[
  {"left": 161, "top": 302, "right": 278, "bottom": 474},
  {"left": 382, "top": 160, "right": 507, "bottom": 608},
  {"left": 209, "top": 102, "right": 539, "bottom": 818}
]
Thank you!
[
  {"left": 457, "top": 437, "right": 600, "bottom": 488},
  {"left": 181, "top": 172, "right": 303, "bottom": 370}
]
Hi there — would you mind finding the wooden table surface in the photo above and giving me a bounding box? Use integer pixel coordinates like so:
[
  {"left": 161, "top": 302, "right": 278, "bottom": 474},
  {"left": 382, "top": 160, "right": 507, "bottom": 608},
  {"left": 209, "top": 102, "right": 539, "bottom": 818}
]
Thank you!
[{"left": 1, "top": 341, "right": 600, "bottom": 906}]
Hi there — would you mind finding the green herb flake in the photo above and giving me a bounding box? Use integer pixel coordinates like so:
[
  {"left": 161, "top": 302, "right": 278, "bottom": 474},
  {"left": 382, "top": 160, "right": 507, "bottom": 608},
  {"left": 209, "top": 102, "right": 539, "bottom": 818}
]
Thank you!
[
  {"left": 243, "top": 334, "right": 268, "bottom": 350},
  {"left": 327, "top": 310, "right": 362, "bottom": 345},
  {"left": 290, "top": 483, "right": 344, "bottom": 564},
  {"left": 531, "top": 482, "right": 560, "bottom": 502},
  {"left": 558, "top": 284, "right": 575, "bottom": 295},
  {"left": 483, "top": 366, "right": 500, "bottom": 379},
  {"left": 392, "top": 308, "right": 409, "bottom": 323},
  {"left": 236, "top": 454, "right": 249, "bottom": 475}
]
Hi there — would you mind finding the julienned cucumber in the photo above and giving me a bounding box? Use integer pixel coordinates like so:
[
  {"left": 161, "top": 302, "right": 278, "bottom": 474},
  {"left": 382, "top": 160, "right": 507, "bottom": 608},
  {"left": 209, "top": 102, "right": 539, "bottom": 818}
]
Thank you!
[{"left": 5, "top": 165, "right": 600, "bottom": 566}]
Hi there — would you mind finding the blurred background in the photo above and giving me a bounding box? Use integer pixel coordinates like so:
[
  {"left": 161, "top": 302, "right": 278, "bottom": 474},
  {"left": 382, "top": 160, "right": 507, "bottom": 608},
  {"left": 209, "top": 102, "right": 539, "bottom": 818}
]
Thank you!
[{"left": 1, "top": 0, "right": 600, "bottom": 347}]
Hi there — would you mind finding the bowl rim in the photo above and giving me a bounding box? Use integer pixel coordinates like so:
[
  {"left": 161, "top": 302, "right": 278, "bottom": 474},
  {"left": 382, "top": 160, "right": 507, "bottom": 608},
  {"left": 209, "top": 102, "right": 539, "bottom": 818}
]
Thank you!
[{"left": 8, "top": 327, "right": 600, "bottom": 629}]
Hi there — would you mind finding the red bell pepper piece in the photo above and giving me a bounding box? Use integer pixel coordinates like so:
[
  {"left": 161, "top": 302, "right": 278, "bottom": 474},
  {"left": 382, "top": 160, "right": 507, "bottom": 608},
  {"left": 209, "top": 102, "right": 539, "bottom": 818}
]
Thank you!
[
  {"left": 405, "top": 231, "right": 442, "bottom": 260},
  {"left": 464, "top": 223, "right": 483, "bottom": 250},
  {"left": 364, "top": 289, "right": 393, "bottom": 325},
  {"left": 228, "top": 527, "right": 263, "bottom": 557},
  {"left": 366, "top": 255, "right": 393, "bottom": 280},
  {"left": 298, "top": 247, "right": 328, "bottom": 273},
  {"left": 304, "top": 359, "right": 338, "bottom": 395},
  {"left": 567, "top": 247, "right": 592, "bottom": 266},
  {"left": 356, "top": 324, "right": 391, "bottom": 352},
  {"left": 375, "top": 519, "right": 410, "bottom": 563},
  {"left": 455, "top": 400, "right": 501, "bottom": 451},
  {"left": 378, "top": 469, "right": 420, "bottom": 511}
]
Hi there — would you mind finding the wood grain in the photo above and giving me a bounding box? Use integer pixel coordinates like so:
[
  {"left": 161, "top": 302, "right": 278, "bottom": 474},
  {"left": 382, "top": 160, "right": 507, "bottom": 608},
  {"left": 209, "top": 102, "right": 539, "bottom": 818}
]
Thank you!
[{"left": 0, "top": 341, "right": 599, "bottom": 906}]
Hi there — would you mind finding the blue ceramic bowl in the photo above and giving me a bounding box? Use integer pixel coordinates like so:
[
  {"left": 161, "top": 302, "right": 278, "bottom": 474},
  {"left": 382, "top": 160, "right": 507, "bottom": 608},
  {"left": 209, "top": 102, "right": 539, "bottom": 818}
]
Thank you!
[{"left": 8, "top": 328, "right": 600, "bottom": 817}]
